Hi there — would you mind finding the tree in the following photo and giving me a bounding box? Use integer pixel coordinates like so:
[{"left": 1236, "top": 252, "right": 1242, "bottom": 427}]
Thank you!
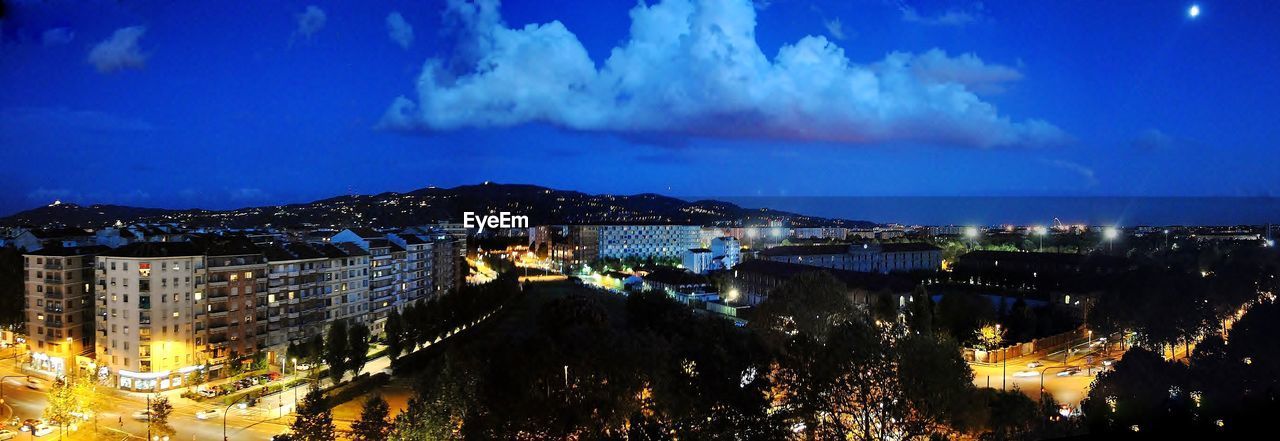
[
  {"left": 348, "top": 323, "right": 371, "bottom": 376},
  {"left": 43, "top": 376, "right": 78, "bottom": 434},
  {"left": 287, "top": 389, "right": 336, "bottom": 441},
  {"left": 897, "top": 333, "right": 975, "bottom": 437},
  {"left": 350, "top": 394, "right": 393, "bottom": 441},
  {"left": 150, "top": 395, "right": 175, "bottom": 438},
  {"left": 750, "top": 271, "right": 859, "bottom": 343},
  {"left": 324, "top": 320, "right": 349, "bottom": 383},
  {"left": 385, "top": 309, "right": 405, "bottom": 362}
]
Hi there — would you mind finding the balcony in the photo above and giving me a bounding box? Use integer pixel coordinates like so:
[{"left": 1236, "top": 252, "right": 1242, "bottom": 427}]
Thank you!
[{"left": 44, "top": 263, "right": 64, "bottom": 270}]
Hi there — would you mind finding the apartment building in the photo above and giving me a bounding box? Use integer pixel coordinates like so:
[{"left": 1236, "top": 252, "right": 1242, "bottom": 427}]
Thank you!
[
  {"left": 573, "top": 225, "right": 700, "bottom": 260},
  {"left": 95, "top": 242, "right": 206, "bottom": 391},
  {"left": 262, "top": 243, "right": 327, "bottom": 352},
  {"left": 196, "top": 236, "right": 267, "bottom": 369},
  {"left": 389, "top": 232, "right": 431, "bottom": 304},
  {"left": 24, "top": 245, "right": 107, "bottom": 376},
  {"left": 331, "top": 229, "right": 400, "bottom": 335},
  {"left": 315, "top": 242, "right": 370, "bottom": 324}
]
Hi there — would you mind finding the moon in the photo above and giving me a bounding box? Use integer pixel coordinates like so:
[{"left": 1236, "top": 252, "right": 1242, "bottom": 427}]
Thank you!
[{"left": 1189, "top": 4, "right": 1201, "bottom": 18}]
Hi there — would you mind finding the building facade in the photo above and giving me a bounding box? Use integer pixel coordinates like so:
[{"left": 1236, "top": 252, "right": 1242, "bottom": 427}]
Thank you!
[
  {"left": 24, "top": 245, "right": 107, "bottom": 376},
  {"left": 95, "top": 242, "right": 206, "bottom": 391}
]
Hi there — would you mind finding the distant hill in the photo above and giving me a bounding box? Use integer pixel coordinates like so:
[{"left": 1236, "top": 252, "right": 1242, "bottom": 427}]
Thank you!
[{"left": 0, "top": 183, "right": 876, "bottom": 229}]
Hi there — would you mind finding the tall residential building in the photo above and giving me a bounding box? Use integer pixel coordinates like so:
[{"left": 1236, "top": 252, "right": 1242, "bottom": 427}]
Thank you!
[
  {"left": 315, "top": 243, "right": 370, "bottom": 325},
  {"left": 24, "top": 245, "right": 107, "bottom": 376},
  {"left": 196, "top": 236, "right": 267, "bottom": 370},
  {"left": 331, "top": 229, "right": 400, "bottom": 335},
  {"left": 262, "top": 243, "right": 327, "bottom": 352},
  {"left": 389, "top": 232, "right": 431, "bottom": 304},
  {"left": 95, "top": 242, "right": 206, "bottom": 391}
]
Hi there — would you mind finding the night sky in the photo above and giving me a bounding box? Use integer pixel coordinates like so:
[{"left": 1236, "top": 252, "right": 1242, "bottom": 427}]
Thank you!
[{"left": 2, "top": 0, "right": 1278, "bottom": 216}]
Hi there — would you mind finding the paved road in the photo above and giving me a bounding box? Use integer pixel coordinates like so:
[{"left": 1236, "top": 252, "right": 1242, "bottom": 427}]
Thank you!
[
  {"left": 0, "top": 313, "right": 490, "bottom": 440},
  {"left": 969, "top": 338, "right": 1121, "bottom": 410}
]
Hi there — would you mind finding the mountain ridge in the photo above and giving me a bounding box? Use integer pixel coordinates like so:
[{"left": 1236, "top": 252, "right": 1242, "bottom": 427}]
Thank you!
[{"left": 0, "top": 183, "right": 877, "bottom": 229}]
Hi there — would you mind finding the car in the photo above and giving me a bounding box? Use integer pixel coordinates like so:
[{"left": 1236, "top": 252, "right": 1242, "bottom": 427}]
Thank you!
[
  {"left": 1026, "top": 361, "right": 1042, "bottom": 368},
  {"left": 25, "top": 378, "right": 45, "bottom": 390},
  {"left": 1056, "top": 368, "right": 1081, "bottom": 377},
  {"left": 198, "top": 389, "right": 218, "bottom": 398},
  {"left": 31, "top": 424, "right": 53, "bottom": 437},
  {"left": 19, "top": 419, "right": 40, "bottom": 432},
  {"left": 195, "top": 409, "right": 220, "bottom": 420},
  {"left": 130, "top": 410, "right": 152, "bottom": 421},
  {"left": 0, "top": 429, "right": 16, "bottom": 440}
]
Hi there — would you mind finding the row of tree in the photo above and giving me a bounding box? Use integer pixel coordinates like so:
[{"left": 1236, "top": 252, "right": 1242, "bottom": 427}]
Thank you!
[
  {"left": 1082, "top": 299, "right": 1280, "bottom": 436},
  {"left": 284, "top": 321, "right": 372, "bottom": 383},
  {"left": 383, "top": 274, "right": 521, "bottom": 363}
]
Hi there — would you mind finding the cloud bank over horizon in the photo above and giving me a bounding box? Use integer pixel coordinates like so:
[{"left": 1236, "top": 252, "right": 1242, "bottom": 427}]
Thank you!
[{"left": 380, "top": 0, "right": 1065, "bottom": 148}]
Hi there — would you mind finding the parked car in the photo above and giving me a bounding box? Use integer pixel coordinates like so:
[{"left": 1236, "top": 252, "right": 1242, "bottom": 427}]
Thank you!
[
  {"left": 0, "top": 429, "right": 17, "bottom": 440},
  {"left": 31, "top": 424, "right": 53, "bottom": 437},
  {"left": 195, "top": 409, "right": 220, "bottom": 420},
  {"left": 198, "top": 389, "right": 218, "bottom": 398},
  {"left": 1026, "top": 361, "right": 1042, "bottom": 368},
  {"left": 19, "top": 419, "right": 41, "bottom": 432}
]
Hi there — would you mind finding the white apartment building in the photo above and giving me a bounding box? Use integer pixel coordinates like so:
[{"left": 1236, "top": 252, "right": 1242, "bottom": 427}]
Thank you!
[
  {"left": 709, "top": 236, "right": 741, "bottom": 269},
  {"left": 594, "top": 225, "right": 700, "bottom": 260},
  {"left": 682, "top": 248, "right": 713, "bottom": 274},
  {"left": 95, "top": 242, "right": 207, "bottom": 391}
]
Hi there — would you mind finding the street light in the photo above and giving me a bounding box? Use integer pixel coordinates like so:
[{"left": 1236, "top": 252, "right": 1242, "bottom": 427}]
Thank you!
[
  {"left": 223, "top": 393, "right": 253, "bottom": 441},
  {"left": 1103, "top": 227, "right": 1119, "bottom": 252},
  {"left": 1034, "top": 226, "right": 1047, "bottom": 252}
]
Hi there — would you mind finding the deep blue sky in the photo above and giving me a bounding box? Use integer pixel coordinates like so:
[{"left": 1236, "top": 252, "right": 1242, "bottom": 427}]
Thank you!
[{"left": 2, "top": 0, "right": 1278, "bottom": 216}]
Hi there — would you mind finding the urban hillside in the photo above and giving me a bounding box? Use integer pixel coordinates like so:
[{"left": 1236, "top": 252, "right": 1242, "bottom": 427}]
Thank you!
[{"left": 0, "top": 183, "right": 876, "bottom": 229}]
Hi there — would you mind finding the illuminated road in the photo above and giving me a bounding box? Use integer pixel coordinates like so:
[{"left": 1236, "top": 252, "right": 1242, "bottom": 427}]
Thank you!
[{"left": 969, "top": 338, "right": 1121, "bottom": 410}]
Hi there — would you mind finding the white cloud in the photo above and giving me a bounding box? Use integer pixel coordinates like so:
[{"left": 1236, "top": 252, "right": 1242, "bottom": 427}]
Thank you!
[
  {"left": 382, "top": 0, "right": 1064, "bottom": 148},
  {"left": 386, "top": 11, "right": 415, "bottom": 49},
  {"left": 293, "top": 5, "right": 327, "bottom": 42},
  {"left": 87, "top": 26, "right": 148, "bottom": 73},
  {"left": 823, "top": 17, "right": 847, "bottom": 40},
  {"left": 903, "top": 49, "right": 1022, "bottom": 94},
  {"left": 42, "top": 27, "right": 75, "bottom": 46},
  {"left": 896, "top": 1, "right": 983, "bottom": 26}
]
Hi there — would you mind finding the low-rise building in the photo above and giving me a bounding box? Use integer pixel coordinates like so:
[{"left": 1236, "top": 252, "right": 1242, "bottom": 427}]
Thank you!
[{"left": 682, "top": 248, "right": 713, "bottom": 274}]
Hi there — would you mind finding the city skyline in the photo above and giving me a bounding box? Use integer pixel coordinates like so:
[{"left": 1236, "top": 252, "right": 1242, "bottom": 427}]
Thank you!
[{"left": 3, "top": 0, "right": 1280, "bottom": 215}]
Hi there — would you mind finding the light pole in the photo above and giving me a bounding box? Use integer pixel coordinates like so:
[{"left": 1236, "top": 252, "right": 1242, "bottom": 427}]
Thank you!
[
  {"left": 0, "top": 375, "right": 29, "bottom": 407},
  {"left": 223, "top": 393, "right": 252, "bottom": 441}
]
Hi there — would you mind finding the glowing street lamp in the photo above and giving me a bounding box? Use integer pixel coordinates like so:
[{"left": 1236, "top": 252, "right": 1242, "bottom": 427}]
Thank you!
[{"left": 1103, "top": 227, "right": 1119, "bottom": 252}]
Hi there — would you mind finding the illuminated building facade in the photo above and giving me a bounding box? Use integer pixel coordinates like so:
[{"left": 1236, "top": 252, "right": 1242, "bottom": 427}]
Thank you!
[
  {"left": 196, "top": 236, "right": 267, "bottom": 372},
  {"left": 95, "top": 242, "right": 207, "bottom": 391},
  {"left": 262, "top": 243, "right": 327, "bottom": 351},
  {"left": 23, "top": 245, "right": 107, "bottom": 376}
]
